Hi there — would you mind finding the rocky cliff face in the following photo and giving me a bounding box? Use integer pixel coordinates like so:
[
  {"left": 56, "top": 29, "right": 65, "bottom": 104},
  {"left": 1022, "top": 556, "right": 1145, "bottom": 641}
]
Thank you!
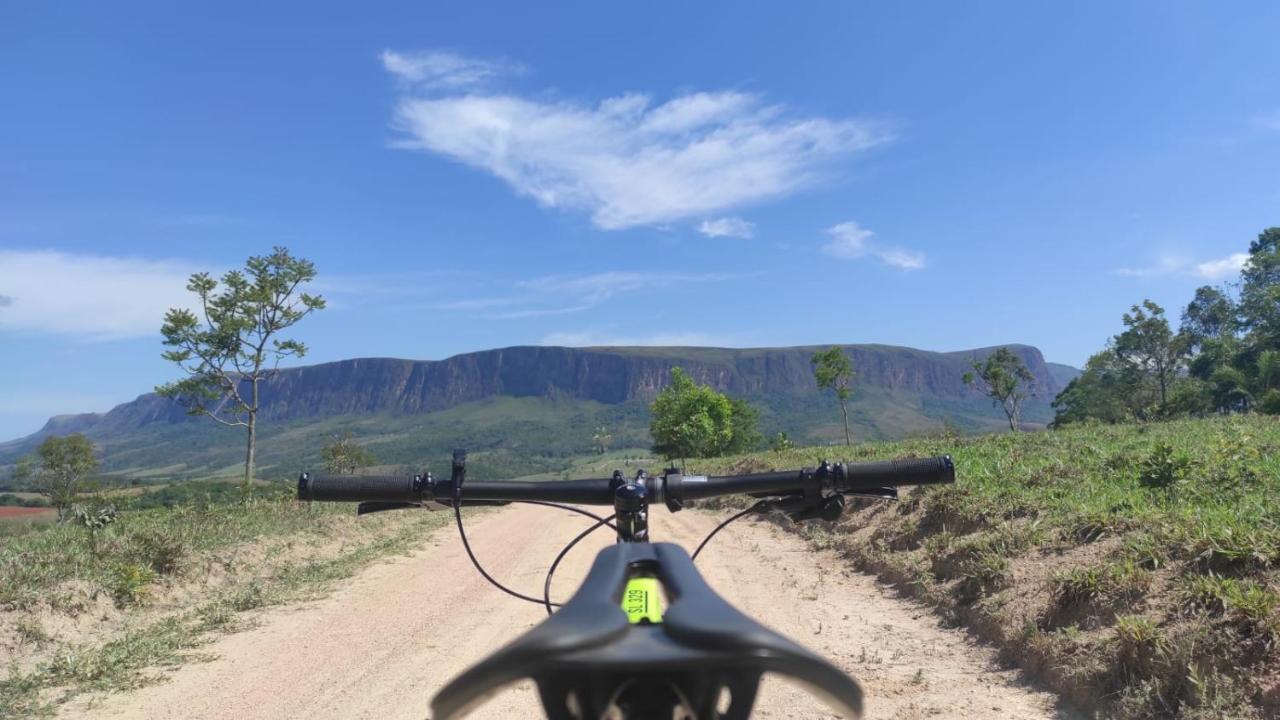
[{"left": 16, "top": 343, "right": 1066, "bottom": 443}]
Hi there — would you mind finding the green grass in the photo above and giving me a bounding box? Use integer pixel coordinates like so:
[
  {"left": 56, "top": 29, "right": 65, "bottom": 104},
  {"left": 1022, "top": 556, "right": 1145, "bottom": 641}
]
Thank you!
[
  {"left": 695, "top": 414, "right": 1280, "bottom": 719},
  {"left": 0, "top": 494, "right": 453, "bottom": 717}
]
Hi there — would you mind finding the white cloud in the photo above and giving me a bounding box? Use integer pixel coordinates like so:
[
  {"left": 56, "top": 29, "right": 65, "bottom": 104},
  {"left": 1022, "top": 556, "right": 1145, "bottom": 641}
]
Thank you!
[
  {"left": 697, "top": 217, "right": 755, "bottom": 239},
  {"left": 379, "top": 50, "right": 520, "bottom": 89},
  {"left": 435, "top": 270, "right": 749, "bottom": 319},
  {"left": 384, "top": 51, "right": 890, "bottom": 229},
  {"left": 1193, "top": 253, "right": 1249, "bottom": 280},
  {"left": 1115, "top": 252, "right": 1248, "bottom": 281},
  {"left": 539, "top": 330, "right": 738, "bottom": 347},
  {"left": 821, "top": 221, "right": 925, "bottom": 270},
  {"left": 0, "top": 250, "right": 200, "bottom": 340}
]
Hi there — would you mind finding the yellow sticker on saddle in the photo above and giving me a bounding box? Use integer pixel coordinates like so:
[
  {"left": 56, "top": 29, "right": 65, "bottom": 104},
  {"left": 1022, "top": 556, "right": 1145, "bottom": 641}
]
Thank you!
[{"left": 622, "top": 577, "right": 664, "bottom": 624}]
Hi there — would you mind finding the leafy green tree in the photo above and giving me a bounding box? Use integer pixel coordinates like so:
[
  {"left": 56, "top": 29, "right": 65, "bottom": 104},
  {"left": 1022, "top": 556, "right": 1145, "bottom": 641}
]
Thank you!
[
  {"left": 32, "top": 434, "right": 98, "bottom": 521},
  {"left": 1181, "top": 286, "right": 1237, "bottom": 354},
  {"left": 1054, "top": 348, "right": 1157, "bottom": 425},
  {"left": 320, "top": 430, "right": 377, "bottom": 475},
  {"left": 1253, "top": 350, "right": 1280, "bottom": 414},
  {"left": 964, "top": 348, "right": 1035, "bottom": 431},
  {"left": 158, "top": 247, "right": 325, "bottom": 496},
  {"left": 725, "top": 397, "right": 764, "bottom": 453},
  {"left": 1207, "top": 364, "right": 1253, "bottom": 414},
  {"left": 649, "top": 367, "right": 734, "bottom": 468},
  {"left": 1239, "top": 228, "right": 1280, "bottom": 348},
  {"left": 811, "top": 347, "right": 855, "bottom": 445},
  {"left": 1114, "top": 300, "right": 1183, "bottom": 412},
  {"left": 1051, "top": 351, "right": 1131, "bottom": 426}
]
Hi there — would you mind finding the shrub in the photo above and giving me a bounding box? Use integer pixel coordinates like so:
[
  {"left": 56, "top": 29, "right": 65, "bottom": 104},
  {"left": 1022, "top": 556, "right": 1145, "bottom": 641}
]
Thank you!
[
  {"left": 1137, "top": 443, "right": 1191, "bottom": 489},
  {"left": 1260, "top": 389, "right": 1280, "bottom": 415},
  {"left": 107, "top": 563, "right": 156, "bottom": 607},
  {"left": 127, "top": 528, "right": 187, "bottom": 575}
]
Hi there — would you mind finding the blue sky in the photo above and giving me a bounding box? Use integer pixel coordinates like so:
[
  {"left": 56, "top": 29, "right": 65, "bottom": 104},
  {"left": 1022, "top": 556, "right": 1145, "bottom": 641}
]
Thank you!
[{"left": 2, "top": 2, "right": 1279, "bottom": 440}]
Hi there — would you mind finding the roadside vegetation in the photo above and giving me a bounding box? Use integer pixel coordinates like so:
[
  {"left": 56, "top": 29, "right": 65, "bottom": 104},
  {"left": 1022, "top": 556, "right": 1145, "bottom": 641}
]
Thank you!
[
  {"left": 0, "top": 488, "right": 450, "bottom": 717},
  {"left": 698, "top": 414, "right": 1280, "bottom": 719}
]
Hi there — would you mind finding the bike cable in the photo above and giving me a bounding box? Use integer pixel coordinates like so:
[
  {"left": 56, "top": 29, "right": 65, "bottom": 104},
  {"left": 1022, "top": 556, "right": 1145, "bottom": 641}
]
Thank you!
[
  {"left": 453, "top": 499, "right": 617, "bottom": 609},
  {"left": 542, "top": 514, "right": 613, "bottom": 616},
  {"left": 690, "top": 499, "right": 771, "bottom": 562}
]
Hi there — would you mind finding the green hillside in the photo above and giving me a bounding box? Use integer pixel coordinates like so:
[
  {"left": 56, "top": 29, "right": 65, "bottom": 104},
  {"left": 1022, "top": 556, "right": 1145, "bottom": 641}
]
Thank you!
[{"left": 5, "top": 385, "right": 1049, "bottom": 484}]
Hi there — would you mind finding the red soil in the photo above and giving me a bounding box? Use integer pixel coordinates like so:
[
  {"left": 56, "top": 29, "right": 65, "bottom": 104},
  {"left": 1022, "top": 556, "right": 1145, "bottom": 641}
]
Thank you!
[{"left": 0, "top": 506, "right": 55, "bottom": 519}]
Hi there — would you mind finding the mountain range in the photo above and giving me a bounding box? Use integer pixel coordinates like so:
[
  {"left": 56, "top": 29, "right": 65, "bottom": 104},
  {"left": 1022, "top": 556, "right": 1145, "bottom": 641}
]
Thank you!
[{"left": 0, "top": 344, "right": 1078, "bottom": 481}]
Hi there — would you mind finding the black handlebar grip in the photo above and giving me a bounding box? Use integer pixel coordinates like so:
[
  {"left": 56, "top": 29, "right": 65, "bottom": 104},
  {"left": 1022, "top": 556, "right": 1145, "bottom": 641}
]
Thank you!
[
  {"left": 297, "top": 473, "right": 425, "bottom": 503},
  {"left": 837, "top": 455, "right": 954, "bottom": 491}
]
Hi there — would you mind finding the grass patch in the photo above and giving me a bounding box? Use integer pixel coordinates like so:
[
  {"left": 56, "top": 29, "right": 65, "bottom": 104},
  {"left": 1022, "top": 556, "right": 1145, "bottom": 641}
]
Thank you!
[
  {"left": 1047, "top": 560, "right": 1152, "bottom": 629},
  {"left": 694, "top": 414, "right": 1280, "bottom": 719},
  {"left": 0, "top": 498, "right": 451, "bottom": 717}
]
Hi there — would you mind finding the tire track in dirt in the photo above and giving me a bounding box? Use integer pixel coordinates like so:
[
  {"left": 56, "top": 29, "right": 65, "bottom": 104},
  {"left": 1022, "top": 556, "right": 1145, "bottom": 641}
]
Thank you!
[{"left": 62, "top": 504, "right": 1066, "bottom": 719}]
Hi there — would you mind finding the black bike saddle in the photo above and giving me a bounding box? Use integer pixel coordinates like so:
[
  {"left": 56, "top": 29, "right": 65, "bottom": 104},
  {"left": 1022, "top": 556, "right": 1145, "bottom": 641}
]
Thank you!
[{"left": 431, "top": 542, "right": 864, "bottom": 720}]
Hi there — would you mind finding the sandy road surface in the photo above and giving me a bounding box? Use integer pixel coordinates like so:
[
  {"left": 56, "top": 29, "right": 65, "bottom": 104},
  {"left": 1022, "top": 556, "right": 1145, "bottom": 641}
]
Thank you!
[{"left": 64, "top": 505, "right": 1065, "bottom": 720}]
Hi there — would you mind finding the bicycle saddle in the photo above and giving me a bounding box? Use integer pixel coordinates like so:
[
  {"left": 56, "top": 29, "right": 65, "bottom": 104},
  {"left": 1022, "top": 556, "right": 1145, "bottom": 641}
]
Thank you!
[{"left": 431, "top": 542, "right": 863, "bottom": 720}]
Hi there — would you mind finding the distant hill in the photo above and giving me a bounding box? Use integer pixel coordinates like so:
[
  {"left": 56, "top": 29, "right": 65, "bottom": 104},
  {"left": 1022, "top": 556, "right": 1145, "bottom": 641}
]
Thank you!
[
  {"left": 0, "top": 344, "right": 1077, "bottom": 481},
  {"left": 1046, "top": 362, "right": 1083, "bottom": 389}
]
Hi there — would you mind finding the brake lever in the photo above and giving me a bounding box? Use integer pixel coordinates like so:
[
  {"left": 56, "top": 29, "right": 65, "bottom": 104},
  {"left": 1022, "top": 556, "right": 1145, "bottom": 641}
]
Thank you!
[
  {"left": 845, "top": 487, "right": 898, "bottom": 501},
  {"left": 769, "top": 487, "right": 897, "bottom": 523}
]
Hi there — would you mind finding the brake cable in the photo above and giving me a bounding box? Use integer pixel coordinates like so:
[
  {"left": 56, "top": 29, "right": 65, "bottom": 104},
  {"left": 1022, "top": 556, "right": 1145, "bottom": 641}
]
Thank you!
[
  {"left": 690, "top": 491, "right": 898, "bottom": 562},
  {"left": 542, "top": 515, "right": 613, "bottom": 616},
  {"left": 453, "top": 499, "right": 617, "bottom": 608},
  {"left": 690, "top": 499, "right": 770, "bottom": 561},
  {"left": 458, "top": 488, "right": 893, "bottom": 610}
]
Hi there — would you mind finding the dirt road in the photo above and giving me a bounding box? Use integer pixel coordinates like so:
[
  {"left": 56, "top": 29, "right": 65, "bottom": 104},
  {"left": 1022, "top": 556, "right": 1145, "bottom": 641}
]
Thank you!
[{"left": 63, "top": 504, "right": 1065, "bottom": 719}]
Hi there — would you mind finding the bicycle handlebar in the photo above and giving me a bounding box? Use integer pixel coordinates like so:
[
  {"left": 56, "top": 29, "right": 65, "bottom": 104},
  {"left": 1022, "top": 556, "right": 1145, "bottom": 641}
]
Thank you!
[
  {"left": 295, "top": 454, "right": 952, "bottom": 720},
  {"left": 297, "top": 455, "right": 954, "bottom": 506}
]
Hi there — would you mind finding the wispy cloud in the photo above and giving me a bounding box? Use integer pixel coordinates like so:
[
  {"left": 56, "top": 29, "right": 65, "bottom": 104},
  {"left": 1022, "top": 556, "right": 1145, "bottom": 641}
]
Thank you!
[
  {"left": 384, "top": 49, "right": 891, "bottom": 230},
  {"left": 697, "top": 216, "right": 755, "bottom": 239},
  {"left": 539, "top": 330, "right": 739, "bottom": 347},
  {"left": 435, "top": 270, "right": 750, "bottom": 319},
  {"left": 1193, "top": 253, "right": 1249, "bottom": 280},
  {"left": 379, "top": 50, "right": 522, "bottom": 89},
  {"left": 0, "top": 250, "right": 406, "bottom": 340},
  {"left": 821, "top": 221, "right": 925, "bottom": 270},
  {"left": 0, "top": 250, "right": 200, "bottom": 340},
  {"left": 1115, "top": 252, "right": 1248, "bottom": 281}
]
